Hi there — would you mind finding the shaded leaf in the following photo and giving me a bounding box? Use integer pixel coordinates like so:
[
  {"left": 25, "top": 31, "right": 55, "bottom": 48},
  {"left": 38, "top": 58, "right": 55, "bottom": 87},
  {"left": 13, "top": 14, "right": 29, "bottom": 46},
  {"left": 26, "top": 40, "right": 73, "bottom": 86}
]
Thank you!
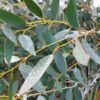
[
  {"left": 73, "top": 39, "right": 90, "bottom": 66},
  {"left": 65, "top": 0, "right": 79, "bottom": 28},
  {"left": 82, "top": 39, "right": 100, "bottom": 64},
  {"left": 51, "top": 0, "right": 59, "bottom": 19},
  {"left": 2, "top": 24, "right": 17, "bottom": 44},
  {"left": 0, "top": 9, "right": 26, "bottom": 27},
  {"left": 18, "top": 55, "right": 53, "bottom": 95},
  {"left": 19, "top": 63, "right": 46, "bottom": 94},
  {"left": 18, "top": 35, "right": 36, "bottom": 56},
  {"left": 49, "top": 94, "right": 56, "bottom": 100},
  {"left": 24, "top": 0, "right": 43, "bottom": 17},
  {"left": 73, "top": 87, "right": 82, "bottom": 100},
  {"left": 12, "top": 81, "right": 19, "bottom": 94},
  {"left": 66, "top": 89, "right": 73, "bottom": 100},
  {"left": 55, "top": 81, "right": 62, "bottom": 93},
  {"left": 73, "top": 68, "right": 85, "bottom": 85},
  {"left": 4, "top": 40, "right": 15, "bottom": 66}
]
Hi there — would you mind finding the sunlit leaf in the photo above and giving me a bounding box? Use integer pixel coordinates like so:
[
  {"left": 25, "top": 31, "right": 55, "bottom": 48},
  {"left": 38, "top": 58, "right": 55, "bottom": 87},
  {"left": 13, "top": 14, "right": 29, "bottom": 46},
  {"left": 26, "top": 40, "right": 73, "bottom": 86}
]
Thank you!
[
  {"left": 2, "top": 24, "right": 17, "bottom": 44},
  {"left": 73, "top": 39, "right": 90, "bottom": 66},
  {"left": 19, "top": 63, "right": 46, "bottom": 94},
  {"left": 18, "top": 55, "right": 53, "bottom": 95},
  {"left": 18, "top": 35, "right": 36, "bottom": 56},
  {"left": 37, "top": 96, "right": 46, "bottom": 100}
]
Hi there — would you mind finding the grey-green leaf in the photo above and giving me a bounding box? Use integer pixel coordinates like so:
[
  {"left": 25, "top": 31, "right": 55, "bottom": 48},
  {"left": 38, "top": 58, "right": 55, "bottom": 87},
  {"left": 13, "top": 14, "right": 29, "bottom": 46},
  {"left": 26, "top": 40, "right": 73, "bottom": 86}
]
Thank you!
[
  {"left": 18, "top": 55, "right": 53, "bottom": 95},
  {"left": 55, "top": 81, "right": 62, "bottom": 93},
  {"left": 0, "top": 9, "right": 26, "bottom": 27},
  {"left": 65, "top": 0, "right": 79, "bottom": 28},
  {"left": 18, "top": 35, "right": 36, "bottom": 56},
  {"left": 82, "top": 39, "right": 100, "bottom": 64},
  {"left": 24, "top": 0, "right": 43, "bottom": 17},
  {"left": 66, "top": 89, "right": 73, "bottom": 100},
  {"left": 37, "top": 96, "right": 46, "bottom": 100},
  {"left": 2, "top": 24, "right": 17, "bottom": 44},
  {"left": 4, "top": 40, "right": 15, "bottom": 66},
  {"left": 73, "top": 68, "right": 85, "bottom": 85},
  {"left": 51, "top": 0, "right": 59, "bottom": 19},
  {"left": 19, "top": 63, "right": 46, "bottom": 94}
]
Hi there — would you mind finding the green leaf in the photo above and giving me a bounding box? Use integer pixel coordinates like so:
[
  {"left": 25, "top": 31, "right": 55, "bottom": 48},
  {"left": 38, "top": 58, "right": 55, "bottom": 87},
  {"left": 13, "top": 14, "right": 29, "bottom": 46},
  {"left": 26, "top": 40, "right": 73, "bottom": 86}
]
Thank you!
[
  {"left": 19, "top": 63, "right": 46, "bottom": 94},
  {"left": 2, "top": 24, "right": 17, "bottom": 44},
  {"left": 4, "top": 40, "right": 15, "bottom": 66},
  {"left": 51, "top": 0, "right": 59, "bottom": 19},
  {"left": 8, "top": 80, "right": 13, "bottom": 100},
  {"left": 73, "top": 68, "right": 85, "bottom": 85},
  {"left": 24, "top": 0, "right": 43, "bottom": 17},
  {"left": 18, "top": 35, "right": 36, "bottom": 56},
  {"left": 65, "top": 0, "right": 79, "bottom": 28},
  {"left": 73, "top": 87, "right": 82, "bottom": 100},
  {"left": 0, "top": 9, "right": 26, "bottom": 27},
  {"left": 66, "top": 89, "right": 73, "bottom": 100},
  {"left": 18, "top": 55, "right": 53, "bottom": 95},
  {"left": 12, "top": 81, "right": 19, "bottom": 94}
]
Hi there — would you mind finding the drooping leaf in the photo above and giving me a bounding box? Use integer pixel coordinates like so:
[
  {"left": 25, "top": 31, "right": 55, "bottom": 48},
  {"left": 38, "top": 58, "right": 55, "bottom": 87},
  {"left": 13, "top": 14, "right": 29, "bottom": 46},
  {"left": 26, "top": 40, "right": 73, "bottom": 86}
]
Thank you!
[
  {"left": 73, "top": 87, "right": 82, "bottom": 100},
  {"left": 65, "top": 0, "right": 79, "bottom": 28},
  {"left": 82, "top": 39, "right": 100, "bottom": 64},
  {"left": 24, "top": 0, "right": 43, "bottom": 17},
  {"left": 46, "top": 67, "right": 57, "bottom": 79},
  {"left": 2, "top": 24, "right": 17, "bottom": 44},
  {"left": 18, "top": 35, "right": 36, "bottom": 56},
  {"left": 51, "top": 0, "right": 59, "bottom": 19},
  {"left": 18, "top": 55, "right": 53, "bottom": 95},
  {"left": 4, "top": 40, "right": 15, "bottom": 66},
  {"left": 0, "top": 9, "right": 26, "bottom": 27},
  {"left": 44, "top": 28, "right": 67, "bottom": 75},
  {"left": 37, "top": 96, "right": 46, "bottom": 100},
  {"left": 8, "top": 80, "right": 13, "bottom": 100},
  {"left": 73, "top": 39, "right": 90, "bottom": 66},
  {"left": 73, "top": 68, "right": 85, "bottom": 85},
  {"left": 66, "top": 89, "right": 73, "bottom": 100},
  {"left": 49, "top": 94, "right": 56, "bottom": 100},
  {"left": 12, "top": 81, "right": 19, "bottom": 94},
  {"left": 19, "top": 63, "right": 46, "bottom": 94}
]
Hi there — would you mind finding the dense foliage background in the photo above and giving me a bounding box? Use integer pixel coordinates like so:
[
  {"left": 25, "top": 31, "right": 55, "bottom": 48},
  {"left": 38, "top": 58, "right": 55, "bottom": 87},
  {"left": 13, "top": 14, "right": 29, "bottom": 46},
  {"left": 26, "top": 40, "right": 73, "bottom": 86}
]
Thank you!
[{"left": 0, "top": 0, "right": 100, "bottom": 100}]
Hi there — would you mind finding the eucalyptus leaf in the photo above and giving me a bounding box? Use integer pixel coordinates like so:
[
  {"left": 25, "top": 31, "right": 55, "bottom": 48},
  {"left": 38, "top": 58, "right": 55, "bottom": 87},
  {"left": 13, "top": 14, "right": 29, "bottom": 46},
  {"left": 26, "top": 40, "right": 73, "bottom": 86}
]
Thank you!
[
  {"left": 73, "top": 39, "right": 90, "bottom": 66},
  {"left": 73, "top": 68, "right": 85, "bottom": 85},
  {"left": 2, "top": 24, "right": 17, "bottom": 44},
  {"left": 0, "top": 9, "right": 26, "bottom": 27},
  {"left": 18, "top": 35, "right": 36, "bottom": 56},
  {"left": 65, "top": 0, "right": 79, "bottom": 28},
  {"left": 19, "top": 63, "right": 46, "bottom": 94},
  {"left": 66, "top": 89, "right": 73, "bottom": 100},
  {"left": 51, "top": 0, "right": 59, "bottom": 19},
  {"left": 4, "top": 40, "right": 15, "bottom": 66},
  {"left": 18, "top": 55, "right": 53, "bottom": 95},
  {"left": 37, "top": 96, "right": 46, "bottom": 100},
  {"left": 82, "top": 39, "right": 100, "bottom": 64},
  {"left": 24, "top": 0, "right": 43, "bottom": 17}
]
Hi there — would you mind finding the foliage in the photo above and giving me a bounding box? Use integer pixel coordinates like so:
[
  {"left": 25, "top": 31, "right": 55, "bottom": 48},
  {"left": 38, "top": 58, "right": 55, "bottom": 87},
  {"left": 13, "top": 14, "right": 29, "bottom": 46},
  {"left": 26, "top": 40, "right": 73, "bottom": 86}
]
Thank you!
[{"left": 0, "top": 0, "right": 100, "bottom": 100}]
